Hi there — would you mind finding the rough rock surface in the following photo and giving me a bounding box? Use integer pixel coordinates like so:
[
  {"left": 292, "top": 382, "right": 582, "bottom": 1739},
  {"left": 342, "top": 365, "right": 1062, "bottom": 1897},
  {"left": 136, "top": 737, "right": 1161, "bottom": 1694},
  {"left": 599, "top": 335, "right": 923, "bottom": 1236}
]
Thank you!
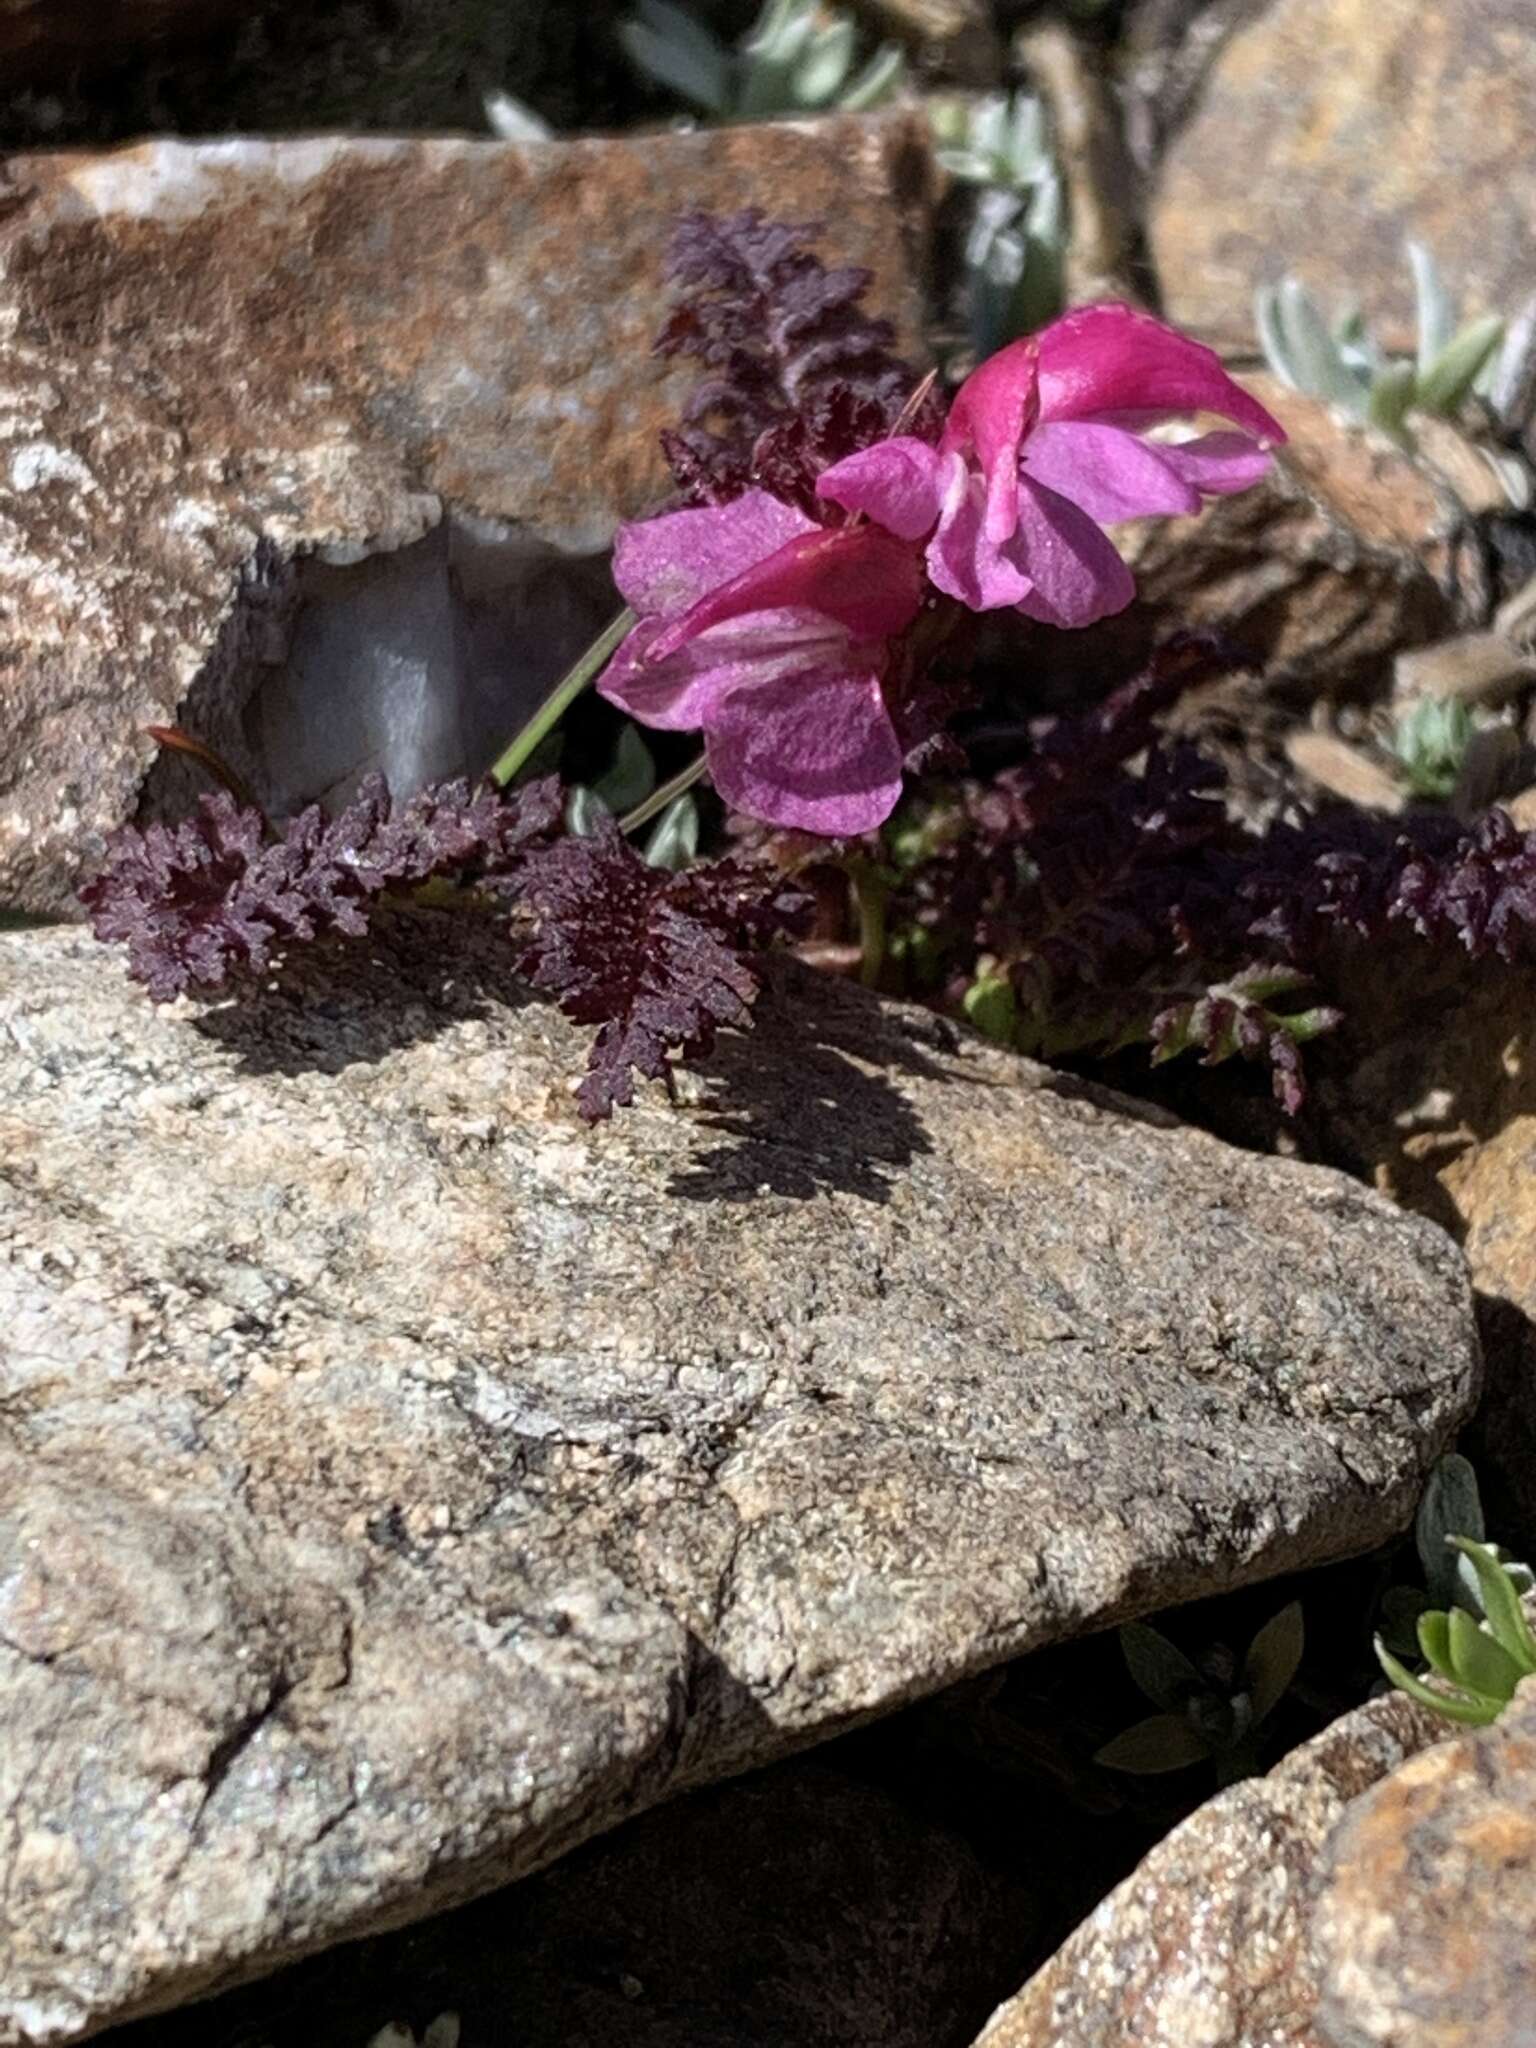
[
  {"left": 969, "top": 1690, "right": 1449, "bottom": 2048},
  {"left": 0, "top": 120, "right": 933, "bottom": 913},
  {"left": 0, "top": 920, "right": 1479, "bottom": 2043},
  {"left": 98, "top": 1759, "right": 1023, "bottom": 2048},
  {"left": 1314, "top": 1677, "right": 1536, "bottom": 2048},
  {"left": 1151, "top": 0, "right": 1536, "bottom": 347}
]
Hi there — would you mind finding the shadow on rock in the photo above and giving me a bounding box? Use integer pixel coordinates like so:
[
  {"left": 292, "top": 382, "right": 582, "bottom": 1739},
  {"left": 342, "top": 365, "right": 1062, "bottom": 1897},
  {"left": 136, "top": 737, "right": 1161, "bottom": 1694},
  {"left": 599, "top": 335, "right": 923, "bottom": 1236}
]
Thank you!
[
  {"left": 193, "top": 905, "right": 532, "bottom": 1078},
  {"left": 668, "top": 964, "right": 949, "bottom": 1207}
]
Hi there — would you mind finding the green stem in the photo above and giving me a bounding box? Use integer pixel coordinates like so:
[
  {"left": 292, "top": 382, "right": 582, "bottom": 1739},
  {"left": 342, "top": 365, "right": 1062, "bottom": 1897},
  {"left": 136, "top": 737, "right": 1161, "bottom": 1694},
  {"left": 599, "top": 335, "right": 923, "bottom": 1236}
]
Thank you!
[
  {"left": 487, "top": 607, "right": 636, "bottom": 788},
  {"left": 619, "top": 752, "right": 708, "bottom": 834},
  {"left": 848, "top": 858, "right": 890, "bottom": 989}
]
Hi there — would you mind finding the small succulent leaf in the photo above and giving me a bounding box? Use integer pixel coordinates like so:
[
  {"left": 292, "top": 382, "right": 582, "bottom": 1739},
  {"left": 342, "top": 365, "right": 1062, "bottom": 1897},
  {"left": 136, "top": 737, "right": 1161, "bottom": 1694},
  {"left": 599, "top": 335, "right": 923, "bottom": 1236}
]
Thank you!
[
  {"left": 837, "top": 41, "right": 905, "bottom": 110},
  {"left": 1094, "top": 1713, "right": 1214, "bottom": 1774},
  {"left": 1374, "top": 1638, "right": 1503, "bottom": 1726},
  {"left": 1408, "top": 240, "right": 1456, "bottom": 378},
  {"left": 1255, "top": 285, "right": 1298, "bottom": 392},
  {"left": 619, "top": 1, "right": 733, "bottom": 112},
  {"left": 1448, "top": 1537, "right": 1536, "bottom": 1671},
  {"left": 642, "top": 791, "right": 701, "bottom": 870},
  {"left": 1119, "top": 1620, "right": 1202, "bottom": 1711},
  {"left": 1415, "top": 1453, "right": 1486, "bottom": 1605},
  {"left": 423, "top": 2019, "right": 462, "bottom": 2048},
  {"left": 565, "top": 785, "right": 612, "bottom": 837},
  {"left": 1417, "top": 314, "right": 1505, "bottom": 416},
  {"left": 1417, "top": 1607, "right": 1455, "bottom": 1681},
  {"left": 593, "top": 722, "right": 657, "bottom": 814},
  {"left": 1278, "top": 277, "right": 1368, "bottom": 413},
  {"left": 793, "top": 15, "right": 856, "bottom": 105},
  {"left": 1244, "top": 1600, "right": 1305, "bottom": 1724},
  {"left": 483, "top": 90, "right": 554, "bottom": 142},
  {"left": 1446, "top": 1606, "right": 1524, "bottom": 1701},
  {"left": 1367, "top": 359, "right": 1416, "bottom": 436}
]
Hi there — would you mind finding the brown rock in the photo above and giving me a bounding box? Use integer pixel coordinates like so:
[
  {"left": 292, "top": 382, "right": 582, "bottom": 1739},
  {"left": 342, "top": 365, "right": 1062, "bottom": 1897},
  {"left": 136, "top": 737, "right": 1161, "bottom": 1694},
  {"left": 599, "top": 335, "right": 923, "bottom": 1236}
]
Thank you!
[
  {"left": 1151, "top": 0, "right": 1536, "bottom": 348},
  {"left": 0, "top": 920, "right": 1479, "bottom": 2041},
  {"left": 0, "top": 120, "right": 934, "bottom": 915},
  {"left": 970, "top": 1691, "right": 1448, "bottom": 2048},
  {"left": 1013, "top": 374, "right": 1470, "bottom": 713},
  {"left": 1313, "top": 1679, "right": 1536, "bottom": 2048}
]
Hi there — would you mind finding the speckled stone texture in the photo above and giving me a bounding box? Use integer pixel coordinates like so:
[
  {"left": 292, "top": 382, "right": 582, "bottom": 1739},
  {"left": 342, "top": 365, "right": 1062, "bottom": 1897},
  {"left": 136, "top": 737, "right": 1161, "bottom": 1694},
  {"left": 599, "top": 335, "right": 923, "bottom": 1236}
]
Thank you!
[
  {"left": 0, "top": 920, "right": 1479, "bottom": 2043},
  {"left": 0, "top": 119, "right": 933, "bottom": 914},
  {"left": 1314, "top": 1677, "right": 1536, "bottom": 2048},
  {"left": 1151, "top": 0, "right": 1536, "bottom": 349},
  {"left": 970, "top": 1691, "right": 1450, "bottom": 2048}
]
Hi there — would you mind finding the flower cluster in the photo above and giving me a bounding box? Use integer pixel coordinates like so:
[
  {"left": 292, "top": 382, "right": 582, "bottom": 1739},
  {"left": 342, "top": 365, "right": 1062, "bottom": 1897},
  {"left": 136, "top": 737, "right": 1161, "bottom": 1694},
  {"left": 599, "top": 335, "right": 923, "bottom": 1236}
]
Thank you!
[{"left": 603, "top": 260, "right": 1285, "bottom": 836}]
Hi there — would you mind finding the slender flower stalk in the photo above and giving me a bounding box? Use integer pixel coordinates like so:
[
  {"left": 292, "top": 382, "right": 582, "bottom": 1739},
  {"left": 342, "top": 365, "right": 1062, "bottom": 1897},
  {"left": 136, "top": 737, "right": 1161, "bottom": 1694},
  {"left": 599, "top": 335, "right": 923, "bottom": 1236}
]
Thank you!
[
  {"left": 619, "top": 752, "right": 709, "bottom": 833},
  {"left": 488, "top": 607, "right": 637, "bottom": 788}
]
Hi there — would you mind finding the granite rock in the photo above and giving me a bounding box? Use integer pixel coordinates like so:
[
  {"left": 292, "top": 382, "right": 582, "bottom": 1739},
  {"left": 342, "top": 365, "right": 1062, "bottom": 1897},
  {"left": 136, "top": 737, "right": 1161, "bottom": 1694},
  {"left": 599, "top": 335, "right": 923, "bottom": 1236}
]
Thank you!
[
  {"left": 1314, "top": 1678, "right": 1536, "bottom": 2048},
  {"left": 1151, "top": 0, "right": 1536, "bottom": 349},
  {"left": 0, "top": 119, "right": 934, "bottom": 913},
  {"left": 969, "top": 1690, "right": 1448, "bottom": 2048},
  {"left": 0, "top": 919, "right": 1479, "bottom": 2042}
]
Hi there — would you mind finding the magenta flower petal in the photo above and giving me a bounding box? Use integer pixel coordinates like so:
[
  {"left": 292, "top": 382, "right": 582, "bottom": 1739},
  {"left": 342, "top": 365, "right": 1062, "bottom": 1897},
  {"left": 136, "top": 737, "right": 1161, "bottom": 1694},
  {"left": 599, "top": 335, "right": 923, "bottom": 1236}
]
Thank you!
[
  {"left": 648, "top": 524, "right": 925, "bottom": 663},
  {"left": 599, "top": 609, "right": 852, "bottom": 730},
  {"left": 706, "top": 664, "right": 905, "bottom": 836},
  {"left": 1034, "top": 303, "right": 1286, "bottom": 446},
  {"left": 926, "top": 467, "right": 1030, "bottom": 611},
  {"left": 1021, "top": 421, "right": 1205, "bottom": 523},
  {"left": 815, "top": 436, "right": 947, "bottom": 539},
  {"left": 940, "top": 337, "right": 1040, "bottom": 543},
  {"left": 612, "top": 489, "right": 816, "bottom": 617},
  {"left": 1007, "top": 474, "right": 1137, "bottom": 628},
  {"left": 1144, "top": 429, "right": 1276, "bottom": 496}
]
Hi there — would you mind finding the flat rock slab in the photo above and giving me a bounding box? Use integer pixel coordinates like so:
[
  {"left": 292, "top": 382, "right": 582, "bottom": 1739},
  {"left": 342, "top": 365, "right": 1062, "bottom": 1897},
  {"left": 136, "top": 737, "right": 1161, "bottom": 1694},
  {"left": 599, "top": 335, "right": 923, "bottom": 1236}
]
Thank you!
[
  {"left": 0, "top": 121, "right": 933, "bottom": 912},
  {"left": 0, "top": 921, "right": 1479, "bottom": 2043}
]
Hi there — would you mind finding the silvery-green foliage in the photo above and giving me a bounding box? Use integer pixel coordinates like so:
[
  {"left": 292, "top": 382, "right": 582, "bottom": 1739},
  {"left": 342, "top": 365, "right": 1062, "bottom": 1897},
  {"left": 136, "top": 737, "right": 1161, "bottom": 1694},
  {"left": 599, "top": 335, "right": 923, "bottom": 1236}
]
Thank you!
[
  {"left": 933, "top": 92, "right": 1069, "bottom": 355},
  {"left": 1255, "top": 240, "right": 1511, "bottom": 447},
  {"left": 482, "top": 89, "right": 554, "bottom": 141},
  {"left": 1095, "top": 1601, "right": 1304, "bottom": 1786},
  {"left": 620, "top": 0, "right": 906, "bottom": 121}
]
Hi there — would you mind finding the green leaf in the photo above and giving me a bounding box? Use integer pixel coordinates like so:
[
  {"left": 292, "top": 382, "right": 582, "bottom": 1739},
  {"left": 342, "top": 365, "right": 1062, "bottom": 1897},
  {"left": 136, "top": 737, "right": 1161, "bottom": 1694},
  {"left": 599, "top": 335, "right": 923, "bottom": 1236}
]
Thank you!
[
  {"left": 1407, "top": 240, "right": 1456, "bottom": 378},
  {"left": 565, "top": 785, "right": 611, "bottom": 837},
  {"left": 1446, "top": 1607, "right": 1525, "bottom": 1701},
  {"left": 593, "top": 722, "right": 656, "bottom": 814},
  {"left": 836, "top": 40, "right": 905, "bottom": 112},
  {"left": 618, "top": 1, "right": 732, "bottom": 112},
  {"left": 1119, "top": 1620, "right": 1202, "bottom": 1712},
  {"left": 1416, "top": 1454, "right": 1485, "bottom": 1605},
  {"left": 1416, "top": 314, "right": 1505, "bottom": 416},
  {"left": 1448, "top": 1537, "right": 1536, "bottom": 1673},
  {"left": 1277, "top": 277, "right": 1368, "bottom": 414},
  {"left": 1255, "top": 285, "right": 1298, "bottom": 391},
  {"left": 1244, "top": 1601, "right": 1304, "bottom": 1724},
  {"left": 1374, "top": 1637, "right": 1504, "bottom": 1726},
  {"left": 642, "top": 791, "right": 700, "bottom": 871},
  {"left": 1366, "top": 359, "right": 1416, "bottom": 437},
  {"left": 792, "top": 15, "right": 856, "bottom": 106},
  {"left": 1417, "top": 1606, "right": 1455, "bottom": 1681},
  {"left": 1094, "top": 1713, "right": 1214, "bottom": 1774},
  {"left": 963, "top": 972, "right": 1018, "bottom": 1046}
]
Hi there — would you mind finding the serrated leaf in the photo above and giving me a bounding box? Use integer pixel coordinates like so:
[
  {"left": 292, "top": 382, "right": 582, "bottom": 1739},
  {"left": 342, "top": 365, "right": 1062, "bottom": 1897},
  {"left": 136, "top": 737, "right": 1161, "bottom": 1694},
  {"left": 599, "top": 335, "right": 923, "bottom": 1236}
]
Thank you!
[
  {"left": 1094, "top": 1713, "right": 1213, "bottom": 1774},
  {"left": 1119, "top": 1620, "right": 1202, "bottom": 1711},
  {"left": 1244, "top": 1600, "right": 1304, "bottom": 1724},
  {"left": 1446, "top": 1607, "right": 1525, "bottom": 1700},
  {"left": 1417, "top": 314, "right": 1505, "bottom": 416},
  {"left": 642, "top": 791, "right": 700, "bottom": 871},
  {"left": 1374, "top": 1637, "right": 1504, "bottom": 1726},
  {"left": 1448, "top": 1537, "right": 1536, "bottom": 1672}
]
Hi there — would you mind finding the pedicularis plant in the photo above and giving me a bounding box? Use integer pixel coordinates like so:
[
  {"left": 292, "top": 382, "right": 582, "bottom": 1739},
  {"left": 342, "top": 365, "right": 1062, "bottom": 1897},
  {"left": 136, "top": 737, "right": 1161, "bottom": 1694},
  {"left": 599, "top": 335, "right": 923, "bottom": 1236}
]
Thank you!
[{"left": 84, "top": 212, "right": 1536, "bottom": 1119}]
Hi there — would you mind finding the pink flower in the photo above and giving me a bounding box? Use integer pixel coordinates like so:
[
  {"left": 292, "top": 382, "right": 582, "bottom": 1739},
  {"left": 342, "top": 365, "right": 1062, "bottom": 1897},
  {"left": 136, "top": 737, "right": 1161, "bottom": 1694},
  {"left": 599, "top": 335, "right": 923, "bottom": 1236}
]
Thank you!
[
  {"left": 816, "top": 302, "right": 1286, "bottom": 628},
  {"left": 598, "top": 488, "right": 924, "bottom": 836}
]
